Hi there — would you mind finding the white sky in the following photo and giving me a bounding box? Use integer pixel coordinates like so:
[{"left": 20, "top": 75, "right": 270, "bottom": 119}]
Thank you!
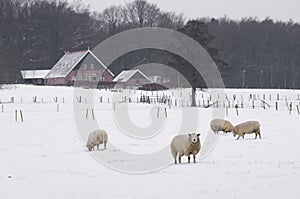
[{"left": 76, "top": 0, "right": 300, "bottom": 22}]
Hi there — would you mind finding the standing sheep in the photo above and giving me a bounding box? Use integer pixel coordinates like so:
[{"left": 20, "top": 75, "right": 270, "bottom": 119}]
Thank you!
[
  {"left": 170, "top": 133, "right": 201, "bottom": 164},
  {"left": 233, "top": 121, "right": 261, "bottom": 140},
  {"left": 86, "top": 129, "right": 108, "bottom": 151},
  {"left": 210, "top": 119, "right": 235, "bottom": 134}
]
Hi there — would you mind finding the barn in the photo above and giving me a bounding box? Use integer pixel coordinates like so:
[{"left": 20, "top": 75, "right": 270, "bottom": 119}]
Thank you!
[
  {"left": 113, "top": 69, "right": 151, "bottom": 89},
  {"left": 20, "top": 70, "right": 50, "bottom": 85},
  {"left": 44, "top": 50, "right": 114, "bottom": 87}
]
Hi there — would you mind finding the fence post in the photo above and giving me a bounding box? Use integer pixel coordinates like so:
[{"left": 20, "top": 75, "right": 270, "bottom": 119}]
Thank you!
[
  {"left": 235, "top": 105, "right": 239, "bottom": 116},
  {"left": 20, "top": 110, "right": 23, "bottom": 122},
  {"left": 86, "top": 109, "right": 89, "bottom": 119},
  {"left": 226, "top": 106, "right": 228, "bottom": 116},
  {"left": 275, "top": 101, "right": 278, "bottom": 111},
  {"left": 297, "top": 105, "right": 300, "bottom": 114},
  {"left": 252, "top": 100, "right": 255, "bottom": 109},
  {"left": 157, "top": 107, "right": 160, "bottom": 118},
  {"left": 1, "top": 104, "right": 3, "bottom": 113},
  {"left": 15, "top": 110, "right": 17, "bottom": 121},
  {"left": 289, "top": 103, "right": 292, "bottom": 115},
  {"left": 91, "top": 109, "right": 95, "bottom": 120},
  {"left": 164, "top": 107, "right": 167, "bottom": 118}
]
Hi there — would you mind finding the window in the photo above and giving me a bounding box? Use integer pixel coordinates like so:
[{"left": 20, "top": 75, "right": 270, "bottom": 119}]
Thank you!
[
  {"left": 71, "top": 76, "right": 76, "bottom": 81},
  {"left": 77, "top": 73, "right": 82, "bottom": 80},
  {"left": 83, "top": 64, "right": 88, "bottom": 70},
  {"left": 86, "top": 74, "right": 90, "bottom": 81},
  {"left": 90, "top": 64, "right": 94, "bottom": 70},
  {"left": 92, "top": 74, "right": 97, "bottom": 82}
]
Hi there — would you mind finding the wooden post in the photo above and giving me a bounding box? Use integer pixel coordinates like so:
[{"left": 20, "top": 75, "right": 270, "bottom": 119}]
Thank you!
[
  {"left": 62, "top": 98, "right": 65, "bottom": 104},
  {"left": 289, "top": 103, "right": 292, "bottom": 115},
  {"left": 235, "top": 105, "right": 239, "bottom": 116},
  {"left": 226, "top": 106, "right": 228, "bottom": 116},
  {"left": 15, "top": 110, "right": 17, "bottom": 122},
  {"left": 1, "top": 104, "right": 3, "bottom": 113},
  {"left": 296, "top": 105, "right": 300, "bottom": 115},
  {"left": 164, "top": 107, "right": 167, "bottom": 118},
  {"left": 157, "top": 107, "right": 160, "bottom": 118},
  {"left": 275, "top": 101, "right": 278, "bottom": 111},
  {"left": 20, "top": 110, "right": 23, "bottom": 122},
  {"left": 86, "top": 109, "right": 89, "bottom": 119},
  {"left": 277, "top": 94, "right": 279, "bottom": 101},
  {"left": 91, "top": 109, "right": 95, "bottom": 120},
  {"left": 252, "top": 100, "right": 255, "bottom": 109}
]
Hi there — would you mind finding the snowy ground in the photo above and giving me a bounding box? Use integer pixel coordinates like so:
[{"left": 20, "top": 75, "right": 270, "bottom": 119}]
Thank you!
[{"left": 0, "top": 85, "right": 299, "bottom": 199}]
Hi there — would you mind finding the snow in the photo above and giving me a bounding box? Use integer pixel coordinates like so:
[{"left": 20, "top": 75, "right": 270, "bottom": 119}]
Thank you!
[
  {"left": 45, "top": 50, "right": 88, "bottom": 79},
  {"left": 20, "top": 70, "right": 51, "bottom": 79},
  {"left": 113, "top": 69, "right": 151, "bottom": 82},
  {"left": 0, "top": 85, "right": 299, "bottom": 199}
]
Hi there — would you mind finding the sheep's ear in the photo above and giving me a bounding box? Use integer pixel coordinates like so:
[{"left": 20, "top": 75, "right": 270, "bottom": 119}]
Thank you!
[
  {"left": 188, "top": 134, "right": 192, "bottom": 137},
  {"left": 197, "top": 133, "right": 201, "bottom": 137}
]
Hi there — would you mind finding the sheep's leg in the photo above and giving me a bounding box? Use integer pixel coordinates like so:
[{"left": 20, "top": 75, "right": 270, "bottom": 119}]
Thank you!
[
  {"left": 193, "top": 154, "right": 196, "bottom": 163},
  {"left": 173, "top": 152, "right": 178, "bottom": 164},
  {"left": 258, "top": 130, "right": 261, "bottom": 139},
  {"left": 236, "top": 135, "right": 240, "bottom": 140},
  {"left": 188, "top": 155, "right": 190, "bottom": 163},
  {"left": 179, "top": 154, "right": 183, "bottom": 164},
  {"left": 104, "top": 142, "right": 107, "bottom": 150},
  {"left": 255, "top": 133, "right": 258, "bottom": 139}
]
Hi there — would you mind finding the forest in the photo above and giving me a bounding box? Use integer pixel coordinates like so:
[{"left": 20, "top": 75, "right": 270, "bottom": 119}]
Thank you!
[{"left": 0, "top": 0, "right": 300, "bottom": 88}]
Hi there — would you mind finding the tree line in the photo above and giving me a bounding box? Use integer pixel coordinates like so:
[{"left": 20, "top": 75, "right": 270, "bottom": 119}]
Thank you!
[{"left": 0, "top": 0, "right": 299, "bottom": 89}]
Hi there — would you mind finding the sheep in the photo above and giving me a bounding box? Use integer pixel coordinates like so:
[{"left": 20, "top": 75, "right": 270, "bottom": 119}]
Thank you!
[
  {"left": 86, "top": 129, "right": 108, "bottom": 151},
  {"left": 170, "top": 133, "right": 201, "bottom": 164},
  {"left": 210, "top": 119, "right": 234, "bottom": 134},
  {"left": 233, "top": 121, "right": 261, "bottom": 140}
]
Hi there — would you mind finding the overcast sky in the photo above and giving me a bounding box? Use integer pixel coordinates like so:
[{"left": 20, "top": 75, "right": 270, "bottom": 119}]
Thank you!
[{"left": 76, "top": 0, "right": 300, "bottom": 22}]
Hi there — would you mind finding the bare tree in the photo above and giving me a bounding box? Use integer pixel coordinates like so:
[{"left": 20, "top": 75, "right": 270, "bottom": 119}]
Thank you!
[
  {"left": 97, "top": 5, "right": 127, "bottom": 35},
  {"left": 125, "top": 0, "right": 160, "bottom": 27}
]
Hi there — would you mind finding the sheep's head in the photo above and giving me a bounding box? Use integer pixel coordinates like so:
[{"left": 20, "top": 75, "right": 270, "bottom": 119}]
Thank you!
[
  {"left": 86, "top": 144, "right": 93, "bottom": 151},
  {"left": 188, "top": 133, "right": 201, "bottom": 144},
  {"left": 232, "top": 127, "right": 237, "bottom": 137}
]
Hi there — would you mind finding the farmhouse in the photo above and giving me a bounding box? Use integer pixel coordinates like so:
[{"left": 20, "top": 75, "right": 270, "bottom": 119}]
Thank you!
[
  {"left": 44, "top": 50, "right": 114, "bottom": 87},
  {"left": 20, "top": 70, "right": 50, "bottom": 85},
  {"left": 113, "top": 69, "right": 151, "bottom": 89}
]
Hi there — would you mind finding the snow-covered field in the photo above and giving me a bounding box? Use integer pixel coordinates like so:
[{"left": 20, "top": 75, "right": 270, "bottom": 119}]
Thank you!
[{"left": 0, "top": 85, "right": 299, "bottom": 199}]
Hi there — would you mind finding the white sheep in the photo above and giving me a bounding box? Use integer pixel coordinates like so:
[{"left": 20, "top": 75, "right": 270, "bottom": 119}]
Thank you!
[
  {"left": 210, "top": 119, "right": 234, "bottom": 134},
  {"left": 86, "top": 129, "right": 108, "bottom": 151},
  {"left": 170, "top": 133, "right": 201, "bottom": 164},
  {"left": 233, "top": 121, "right": 261, "bottom": 140}
]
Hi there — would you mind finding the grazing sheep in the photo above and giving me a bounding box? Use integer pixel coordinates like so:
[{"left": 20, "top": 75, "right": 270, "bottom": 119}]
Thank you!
[
  {"left": 233, "top": 121, "right": 261, "bottom": 140},
  {"left": 86, "top": 129, "right": 108, "bottom": 151},
  {"left": 210, "top": 119, "right": 234, "bottom": 134},
  {"left": 170, "top": 133, "right": 201, "bottom": 164}
]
